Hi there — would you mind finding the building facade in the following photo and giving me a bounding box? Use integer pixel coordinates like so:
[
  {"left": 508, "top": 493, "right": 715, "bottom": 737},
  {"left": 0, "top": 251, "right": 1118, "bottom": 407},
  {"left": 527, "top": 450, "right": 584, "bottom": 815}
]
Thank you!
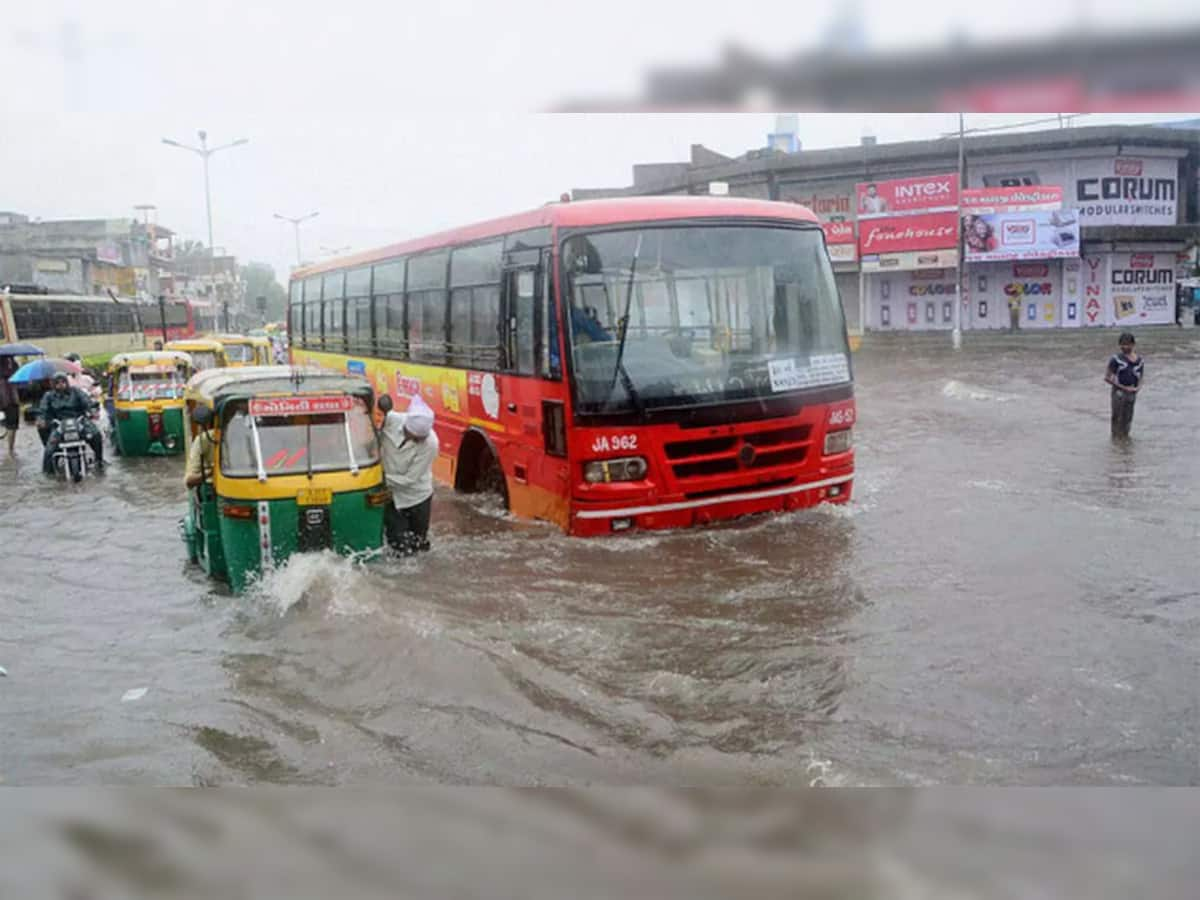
[{"left": 573, "top": 125, "right": 1200, "bottom": 334}]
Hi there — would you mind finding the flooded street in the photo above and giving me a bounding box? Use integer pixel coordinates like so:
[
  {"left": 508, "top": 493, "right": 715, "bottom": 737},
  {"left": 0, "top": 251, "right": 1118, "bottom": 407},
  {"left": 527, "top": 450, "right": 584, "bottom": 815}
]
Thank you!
[{"left": 2, "top": 329, "right": 1198, "bottom": 786}]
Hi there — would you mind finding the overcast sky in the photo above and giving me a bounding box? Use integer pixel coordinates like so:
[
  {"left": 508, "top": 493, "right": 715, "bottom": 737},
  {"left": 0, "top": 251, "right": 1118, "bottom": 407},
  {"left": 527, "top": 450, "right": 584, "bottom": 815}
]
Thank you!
[{"left": 2, "top": 1, "right": 1196, "bottom": 283}]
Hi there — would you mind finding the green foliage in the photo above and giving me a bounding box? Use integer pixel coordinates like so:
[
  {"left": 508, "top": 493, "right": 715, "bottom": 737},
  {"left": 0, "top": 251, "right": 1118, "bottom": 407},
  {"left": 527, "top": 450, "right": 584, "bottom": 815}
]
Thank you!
[{"left": 240, "top": 262, "right": 289, "bottom": 322}]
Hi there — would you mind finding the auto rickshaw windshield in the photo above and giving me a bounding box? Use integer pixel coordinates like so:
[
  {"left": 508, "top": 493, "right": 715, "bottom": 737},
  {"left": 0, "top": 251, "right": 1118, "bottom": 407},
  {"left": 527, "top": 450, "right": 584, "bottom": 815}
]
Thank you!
[
  {"left": 220, "top": 397, "right": 378, "bottom": 477},
  {"left": 118, "top": 369, "right": 185, "bottom": 401}
]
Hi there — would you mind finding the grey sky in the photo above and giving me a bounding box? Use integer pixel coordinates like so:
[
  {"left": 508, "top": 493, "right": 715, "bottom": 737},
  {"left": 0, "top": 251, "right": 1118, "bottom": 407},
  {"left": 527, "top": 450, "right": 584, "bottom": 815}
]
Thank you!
[{"left": 2, "top": 1, "right": 1196, "bottom": 283}]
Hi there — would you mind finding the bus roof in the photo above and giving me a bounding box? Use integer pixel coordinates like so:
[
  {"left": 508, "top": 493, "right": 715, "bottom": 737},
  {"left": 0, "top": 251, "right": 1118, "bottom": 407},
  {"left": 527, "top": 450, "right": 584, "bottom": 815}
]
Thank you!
[
  {"left": 292, "top": 197, "right": 821, "bottom": 280},
  {"left": 185, "top": 366, "right": 371, "bottom": 405}
]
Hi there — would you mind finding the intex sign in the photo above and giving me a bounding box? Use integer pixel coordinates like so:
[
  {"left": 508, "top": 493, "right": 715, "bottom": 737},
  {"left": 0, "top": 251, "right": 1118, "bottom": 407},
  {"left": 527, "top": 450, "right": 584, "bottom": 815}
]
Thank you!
[{"left": 895, "top": 179, "right": 954, "bottom": 202}]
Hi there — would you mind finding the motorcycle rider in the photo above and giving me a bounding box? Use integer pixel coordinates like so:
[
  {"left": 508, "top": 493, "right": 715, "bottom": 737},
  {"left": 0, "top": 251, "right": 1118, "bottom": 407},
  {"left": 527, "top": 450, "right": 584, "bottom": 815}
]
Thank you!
[{"left": 38, "top": 372, "right": 104, "bottom": 474}]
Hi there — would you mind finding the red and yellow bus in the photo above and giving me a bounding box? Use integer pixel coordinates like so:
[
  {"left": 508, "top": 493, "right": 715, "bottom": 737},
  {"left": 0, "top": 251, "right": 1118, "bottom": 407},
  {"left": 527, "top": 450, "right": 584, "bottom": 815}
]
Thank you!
[
  {"left": 143, "top": 297, "right": 199, "bottom": 346},
  {"left": 288, "top": 197, "right": 854, "bottom": 535}
]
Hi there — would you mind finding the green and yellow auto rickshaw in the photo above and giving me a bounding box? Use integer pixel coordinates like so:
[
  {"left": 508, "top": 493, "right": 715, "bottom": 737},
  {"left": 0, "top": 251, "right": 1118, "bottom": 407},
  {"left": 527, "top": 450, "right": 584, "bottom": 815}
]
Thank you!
[
  {"left": 107, "top": 350, "right": 192, "bottom": 456},
  {"left": 165, "top": 338, "right": 228, "bottom": 372},
  {"left": 181, "top": 366, "right": 388, "bottom": 592}
]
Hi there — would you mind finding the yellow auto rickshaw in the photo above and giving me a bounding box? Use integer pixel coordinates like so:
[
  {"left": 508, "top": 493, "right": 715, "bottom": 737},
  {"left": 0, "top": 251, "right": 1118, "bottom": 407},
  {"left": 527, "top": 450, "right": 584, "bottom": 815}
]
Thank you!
[
  {"left": 165, "top": 338, "right": 227, "bottom": 372},
  {"left": 106, "top": 350, "right": 192, "bottom": 456},
  {"left": 181, "top": 366, "right": 388, "bottom": 592},
  {"left": 214, "top": 334, "right": 272, "bottom": 367}
]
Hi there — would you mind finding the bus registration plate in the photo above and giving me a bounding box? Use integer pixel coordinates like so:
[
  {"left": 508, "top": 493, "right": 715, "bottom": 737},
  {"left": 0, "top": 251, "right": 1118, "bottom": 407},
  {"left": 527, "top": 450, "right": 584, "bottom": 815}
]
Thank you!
[{"left": 297, "top": 488, "right": 332, "bottom": 506}]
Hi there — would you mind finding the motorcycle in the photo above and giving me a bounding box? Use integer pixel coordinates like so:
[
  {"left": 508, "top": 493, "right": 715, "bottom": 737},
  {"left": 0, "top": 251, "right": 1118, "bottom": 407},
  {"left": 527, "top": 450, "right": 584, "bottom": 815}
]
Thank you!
[{"left": 50, "top": 416, "right": 95, "bottom": 482}]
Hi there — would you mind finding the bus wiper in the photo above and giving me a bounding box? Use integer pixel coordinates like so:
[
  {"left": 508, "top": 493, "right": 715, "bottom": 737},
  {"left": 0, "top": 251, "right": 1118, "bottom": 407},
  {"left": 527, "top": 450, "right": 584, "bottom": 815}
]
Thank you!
[{"left": 606, "top": 234, "right": 643, "bottom": 414}]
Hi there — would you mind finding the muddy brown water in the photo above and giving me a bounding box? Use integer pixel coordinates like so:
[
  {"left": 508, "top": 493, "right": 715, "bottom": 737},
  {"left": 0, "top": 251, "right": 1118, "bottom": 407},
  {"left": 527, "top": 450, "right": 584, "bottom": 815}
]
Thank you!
[{"left": 2, "top": 329, "right": 1198, "bottom": 786}]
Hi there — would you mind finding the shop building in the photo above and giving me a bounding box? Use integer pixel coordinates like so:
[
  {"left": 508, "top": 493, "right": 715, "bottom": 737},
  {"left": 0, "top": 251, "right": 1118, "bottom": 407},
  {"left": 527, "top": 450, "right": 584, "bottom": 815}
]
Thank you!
[{"left": 573, "top": 124, "right": 1200, "bottom": 333}]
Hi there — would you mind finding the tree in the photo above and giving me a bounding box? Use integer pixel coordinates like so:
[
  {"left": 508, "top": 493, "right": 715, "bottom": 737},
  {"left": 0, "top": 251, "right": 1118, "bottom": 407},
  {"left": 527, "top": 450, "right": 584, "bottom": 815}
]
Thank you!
[
  {"left": 175, "top": 239, "right": 207, "bottom": 258},
  {"left": 240, "top": 261, "right": 288, "bottom": 322}
]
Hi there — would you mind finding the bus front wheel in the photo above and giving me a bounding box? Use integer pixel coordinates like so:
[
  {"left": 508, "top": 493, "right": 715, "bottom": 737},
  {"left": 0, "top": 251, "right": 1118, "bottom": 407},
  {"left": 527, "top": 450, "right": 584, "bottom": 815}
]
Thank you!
[{"left": 456, "top": 434, "right": 509, "bottom": 510}]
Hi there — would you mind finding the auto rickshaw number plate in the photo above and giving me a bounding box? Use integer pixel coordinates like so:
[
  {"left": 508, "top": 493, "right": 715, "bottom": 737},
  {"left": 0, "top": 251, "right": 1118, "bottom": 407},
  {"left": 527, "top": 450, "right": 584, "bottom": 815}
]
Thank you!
[{"left": 297, "top": 488, "right": 332, "bottom": 506}]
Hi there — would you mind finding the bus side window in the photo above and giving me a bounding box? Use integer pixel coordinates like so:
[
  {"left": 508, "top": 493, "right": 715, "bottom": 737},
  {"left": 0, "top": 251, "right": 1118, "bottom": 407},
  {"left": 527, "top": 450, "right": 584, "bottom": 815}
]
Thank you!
[
  {"left": 504, "top": 268, "right": 537, "bottom": 376},
  {"left": 540, "top": 258, "right": 561, "bottom": 381}
]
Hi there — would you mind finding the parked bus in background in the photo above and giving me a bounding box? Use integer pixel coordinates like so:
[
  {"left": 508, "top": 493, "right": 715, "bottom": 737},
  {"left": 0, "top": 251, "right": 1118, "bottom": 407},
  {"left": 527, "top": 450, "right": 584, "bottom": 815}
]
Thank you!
[
  {"left": 142, "top": 297, "right": 198, "bottom": 346},
  {"left": 0, "top": 286, "right": 144, "bottom": 358},
  {"left": 288, "top": 197, "right": 855, "bottom": 535}
]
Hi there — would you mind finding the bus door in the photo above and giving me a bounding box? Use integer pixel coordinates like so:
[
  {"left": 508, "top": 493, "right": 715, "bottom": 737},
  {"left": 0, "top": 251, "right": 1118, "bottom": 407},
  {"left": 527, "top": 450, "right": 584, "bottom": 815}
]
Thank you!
[{"left": 501, "top": 250, "right": 570, "bottom": 514}]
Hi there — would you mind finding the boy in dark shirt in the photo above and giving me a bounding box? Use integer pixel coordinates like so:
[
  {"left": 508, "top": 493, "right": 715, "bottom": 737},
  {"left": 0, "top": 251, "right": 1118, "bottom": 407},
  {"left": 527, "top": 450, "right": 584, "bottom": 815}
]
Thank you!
[{"left": 1105, "top": 332, "right": 1144, "bottom": 439}]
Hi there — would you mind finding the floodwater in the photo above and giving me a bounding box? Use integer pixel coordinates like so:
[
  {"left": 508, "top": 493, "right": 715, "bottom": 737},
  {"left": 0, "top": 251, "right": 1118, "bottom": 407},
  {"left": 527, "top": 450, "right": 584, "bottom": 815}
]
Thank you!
[{"left": 2, "top": 329, "right": 1198, "bottom": 787}]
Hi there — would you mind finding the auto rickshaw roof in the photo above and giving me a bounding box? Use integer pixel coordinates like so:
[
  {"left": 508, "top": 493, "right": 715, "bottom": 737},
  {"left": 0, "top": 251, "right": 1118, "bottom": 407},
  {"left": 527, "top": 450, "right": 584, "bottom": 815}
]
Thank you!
[
  {"left": 215, "top": 333, "right": 269, "bottom": 346},
  {"left": 108, "top": 350, "right": 193, "bottom": 371},
  {"left": 185, "top": 365, "right": 372, "bottom": 407},
  {"left": 166, "top": 339, "right": 225, "bottom": 352}
]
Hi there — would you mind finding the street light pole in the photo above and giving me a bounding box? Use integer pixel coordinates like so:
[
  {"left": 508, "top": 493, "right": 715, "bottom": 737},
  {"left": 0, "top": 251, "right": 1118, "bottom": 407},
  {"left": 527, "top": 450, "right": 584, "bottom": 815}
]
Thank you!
[
  {"left": 274, "top": 211, "right": 320, "bottom": 266},
  {"left": 162, "top": 130, "right": 249, "bottom": 334}
]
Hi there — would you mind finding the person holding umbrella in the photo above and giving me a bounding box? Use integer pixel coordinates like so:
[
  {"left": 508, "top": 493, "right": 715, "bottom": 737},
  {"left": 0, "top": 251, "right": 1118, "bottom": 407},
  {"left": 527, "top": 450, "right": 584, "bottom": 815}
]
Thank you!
[
  {"left": 0, "top": 356, "right": 20, "bottom": 455},
  {"left": 0, "top": 342, "right": 44, "bottom": 456}
]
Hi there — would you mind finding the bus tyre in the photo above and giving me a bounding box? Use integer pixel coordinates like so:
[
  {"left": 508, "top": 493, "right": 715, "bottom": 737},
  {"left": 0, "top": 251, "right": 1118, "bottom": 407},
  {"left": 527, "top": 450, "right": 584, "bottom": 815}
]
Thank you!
[{"left": 476, "top": 445, "right": 509, "bottom": 509}]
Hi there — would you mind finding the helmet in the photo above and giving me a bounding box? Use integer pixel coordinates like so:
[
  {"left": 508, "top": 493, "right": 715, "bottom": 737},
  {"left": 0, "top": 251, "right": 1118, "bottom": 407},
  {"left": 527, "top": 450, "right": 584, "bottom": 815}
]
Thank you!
[
  {"left": 64, "top": 352, "right": 81, "bottom": 363},
  {"left": 52, "top": 372, "right": 70, "bottom": 385},
  {"left": 191, "top": 405, "right": 213, "bottom": 428}
]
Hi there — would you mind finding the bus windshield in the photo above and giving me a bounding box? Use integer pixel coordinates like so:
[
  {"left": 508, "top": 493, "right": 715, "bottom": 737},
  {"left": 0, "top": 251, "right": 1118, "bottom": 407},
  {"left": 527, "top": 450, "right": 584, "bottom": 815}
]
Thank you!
[
  {"left": 220, "top": 399, "right": 379, "bottom": 477},
  {"left": 563, "top": 224, "right": 849, "bottom": 415}
]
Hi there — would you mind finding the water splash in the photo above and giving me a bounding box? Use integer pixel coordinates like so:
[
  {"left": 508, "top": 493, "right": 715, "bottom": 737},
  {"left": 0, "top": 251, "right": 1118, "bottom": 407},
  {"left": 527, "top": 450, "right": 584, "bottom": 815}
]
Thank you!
[
  {"left": 941, "top": 380, "right": 1018, "bottom": 403},
  {"left": 245, "top": 550, "right": 380, "bottom": 617}
]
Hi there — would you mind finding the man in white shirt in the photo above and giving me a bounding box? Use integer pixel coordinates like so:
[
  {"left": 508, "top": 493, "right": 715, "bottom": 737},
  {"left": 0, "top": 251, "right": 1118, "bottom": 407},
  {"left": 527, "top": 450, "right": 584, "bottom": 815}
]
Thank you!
[{"left": 377, "top": 392, "right": 439, "bottom": 554}]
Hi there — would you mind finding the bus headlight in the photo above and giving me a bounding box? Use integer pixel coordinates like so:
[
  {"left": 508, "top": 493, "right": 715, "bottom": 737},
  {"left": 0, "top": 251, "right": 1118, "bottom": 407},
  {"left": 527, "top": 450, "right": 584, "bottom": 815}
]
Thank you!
[
  {"left": 823, "top": 428, "right": 853, "bottom": 455},
  {"left": 583, "top": 457, "right": 648, "bottom": 484}
]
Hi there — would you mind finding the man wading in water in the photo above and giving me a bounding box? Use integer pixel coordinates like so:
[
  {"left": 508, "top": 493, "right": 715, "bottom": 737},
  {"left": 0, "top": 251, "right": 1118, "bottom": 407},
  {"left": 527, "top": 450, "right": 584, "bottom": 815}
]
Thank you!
[{"left": 1105, "top": 332, "right": 1144, "bottom": 439}]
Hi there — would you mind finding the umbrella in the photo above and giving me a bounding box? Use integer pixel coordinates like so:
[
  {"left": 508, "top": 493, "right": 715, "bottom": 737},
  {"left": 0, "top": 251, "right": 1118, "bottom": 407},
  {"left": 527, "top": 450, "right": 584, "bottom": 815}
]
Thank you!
[
  {"left": 7, "top": 357, "right": 83, "bottom": 384},
  {"left": 0, "top": 342, "right": 45, "bottom": 357}
]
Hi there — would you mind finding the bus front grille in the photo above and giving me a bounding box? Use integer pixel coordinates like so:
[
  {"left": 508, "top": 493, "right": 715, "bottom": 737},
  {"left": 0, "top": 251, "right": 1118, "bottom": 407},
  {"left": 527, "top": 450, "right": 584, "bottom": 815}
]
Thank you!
[{"left": 665, "top": 424, "right": 813, "bottom": 484}]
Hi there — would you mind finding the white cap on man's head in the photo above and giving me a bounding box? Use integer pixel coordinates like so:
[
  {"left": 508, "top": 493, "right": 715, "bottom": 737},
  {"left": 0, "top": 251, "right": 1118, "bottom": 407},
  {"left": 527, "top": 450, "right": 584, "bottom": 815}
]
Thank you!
[{"left": 404, "top": 394, "right": 434, "bottom": 438}]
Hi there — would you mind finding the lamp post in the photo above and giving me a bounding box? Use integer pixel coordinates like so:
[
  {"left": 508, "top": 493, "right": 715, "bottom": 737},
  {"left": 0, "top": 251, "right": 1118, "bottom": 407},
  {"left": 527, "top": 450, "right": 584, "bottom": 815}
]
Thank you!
[
  {"left": 162, "top": 130, "right": 248, "bottom": 333},
  {"left": 274, "top": 211, "right": 320, "bottom": 265}
]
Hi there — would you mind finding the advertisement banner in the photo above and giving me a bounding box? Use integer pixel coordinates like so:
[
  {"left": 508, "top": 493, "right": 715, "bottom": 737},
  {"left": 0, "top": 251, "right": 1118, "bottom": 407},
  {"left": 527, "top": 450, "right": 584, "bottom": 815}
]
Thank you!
[
  {"left": 962, "top": 209, "right": 1079, "bottom": 262},
  {"left": 971, "top": 154, "right": 1179, "bottom": 226},
  {"left": 827, "top": 244, "right": 858, "bottom": 264},
  {"left": 781, "top": 184, "right": 855, "bottom": 222},
  {"left": 1072, "top": 157, "right": 1178, "bottom": 226},
  {"left": 1080, "top": 255, "right": 1109, "bottom": 327},
  {"left": 859, "top": 211, "right": 959, "bottom": 256},
  {"left": 821, "top": 221, "right": 855, "bottom": 244},
  {"left": 249, "top": 395, "right": 354, "bottom": 417},
  {"left": 96, "top": 241, "right": 123, "bottom": 265},
  {"left": 968, "top": 261, "right": 1063, "bottom": 330},
  {"left": 867, "top": 268, "right": 959, "bottom": 332},
  {"left": 856, "top": 173, "right": 960, "bottom": 218},
  {"left": 861, "top": 248, "right": 959, "bottom": 272},
  {"left": 961, "top": 185, "right": 1063, "bottom": 213},
  {"left": 1060, "top": 259, "right": 1083, "bottom": 328},
  {"left": 1108, "top": 252, "right": 1176, "bottom": 325}
]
